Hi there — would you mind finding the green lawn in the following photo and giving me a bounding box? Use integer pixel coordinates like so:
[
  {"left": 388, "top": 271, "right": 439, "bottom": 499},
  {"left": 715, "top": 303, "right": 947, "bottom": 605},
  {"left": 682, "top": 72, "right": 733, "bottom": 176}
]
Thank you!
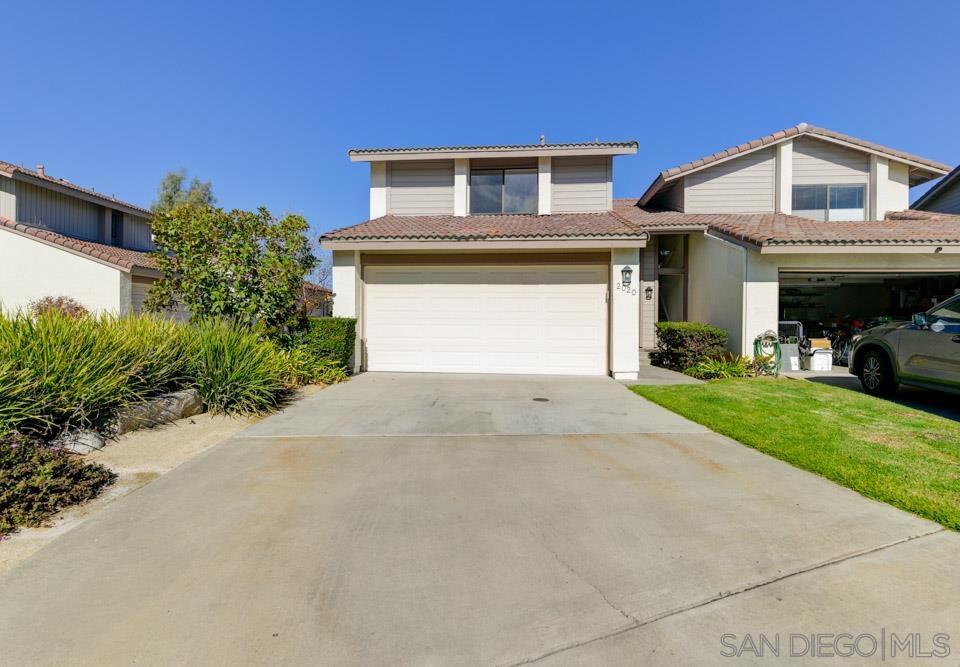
[{"left": 631, "top": 378, "right": 960, "bottom": 530}]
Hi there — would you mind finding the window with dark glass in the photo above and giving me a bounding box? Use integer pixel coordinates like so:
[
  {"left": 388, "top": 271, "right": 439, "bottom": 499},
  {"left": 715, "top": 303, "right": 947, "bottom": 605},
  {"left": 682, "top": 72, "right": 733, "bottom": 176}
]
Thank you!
[
  {"left": 111, "top": 210, "right": 123, "bottom": 246},
  {"left": 470, "top": 168, "right": 538, "bottom": 214},
  {"left": 657, "top": 234, "right": 687, "bottom": 322},
  {"left": 792, "top": 184, "right": 865, "bottom": 221}
]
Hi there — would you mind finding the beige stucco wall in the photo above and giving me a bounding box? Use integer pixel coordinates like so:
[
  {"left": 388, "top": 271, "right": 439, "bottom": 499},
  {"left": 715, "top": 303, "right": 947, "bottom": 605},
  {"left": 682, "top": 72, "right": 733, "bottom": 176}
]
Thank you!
[
  {"left": 687, "top": 233, "right": 747, "bottom": 354},
  {"left": 687, "top": 237, "right": 960, "bottom": 356},
  {"left": 742, "top": 251, "right": 960, "bottom": 357},
  {"left": 610, "top": 247, "right": 641, "bottom": 379},
  {"left": 0, "top": 230, "right": 128, "bottom": 314}
]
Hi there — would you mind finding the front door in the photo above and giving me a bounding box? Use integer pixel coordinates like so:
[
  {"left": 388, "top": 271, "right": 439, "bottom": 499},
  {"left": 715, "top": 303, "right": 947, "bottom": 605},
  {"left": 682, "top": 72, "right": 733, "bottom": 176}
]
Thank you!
[{"left": 898, "top": 297, "right": 960, "bottom": 390}]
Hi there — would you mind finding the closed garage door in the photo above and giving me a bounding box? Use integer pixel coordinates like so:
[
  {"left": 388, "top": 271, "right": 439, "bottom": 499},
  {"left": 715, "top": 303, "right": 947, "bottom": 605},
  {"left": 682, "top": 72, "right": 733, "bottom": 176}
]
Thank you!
[{"left": 364, "top": 263, "right": 608, "bottom": 375}]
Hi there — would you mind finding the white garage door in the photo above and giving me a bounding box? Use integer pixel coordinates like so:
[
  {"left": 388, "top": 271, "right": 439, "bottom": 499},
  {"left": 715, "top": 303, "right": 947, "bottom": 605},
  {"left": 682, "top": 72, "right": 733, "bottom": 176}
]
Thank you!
[{"left": 364, "top": 264, "right": 608, "bottom": 375}]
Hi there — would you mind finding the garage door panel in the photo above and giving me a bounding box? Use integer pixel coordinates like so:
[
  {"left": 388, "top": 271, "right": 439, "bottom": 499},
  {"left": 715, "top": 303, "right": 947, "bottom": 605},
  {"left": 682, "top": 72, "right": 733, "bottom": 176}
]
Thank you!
[{"left": 365, "top": 264, "right": 607, "bottom": 375}]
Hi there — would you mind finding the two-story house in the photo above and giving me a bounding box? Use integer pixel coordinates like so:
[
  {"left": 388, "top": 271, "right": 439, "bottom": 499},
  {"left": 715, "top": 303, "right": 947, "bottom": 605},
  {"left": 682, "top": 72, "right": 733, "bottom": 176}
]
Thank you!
[
  {"left": 322, "top": 141, "right": 644, "bottom": 377},
  {"left": 0, "top": 160, "right": 160, "bottom": 314},
  {"left": 325, "top": 124, "right": 960, "bottom": 378}
]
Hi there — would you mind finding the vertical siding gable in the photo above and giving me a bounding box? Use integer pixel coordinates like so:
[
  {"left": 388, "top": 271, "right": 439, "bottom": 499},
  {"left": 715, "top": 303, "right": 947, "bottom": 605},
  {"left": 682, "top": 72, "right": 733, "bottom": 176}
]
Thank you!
[
  {"left": 683, "top": 147, "right": 775, "bottom": 213},
  {"left": 0, "top": 177, "right": 15, "bottom": 219},
  {"left": 792, "top": 136, "right": 869, "bottom": 185},
  {"left": 14, "top": 180, "right": 101, "bottom": 240},
  {"left": 551, "top": 157, "right": 611, "bottom": 213},
  {"left": 123, "top": 213, "right": 155, "bottom": 250},
  {"left": 387, "top": 160, "right": 455, "bottom": 215}
]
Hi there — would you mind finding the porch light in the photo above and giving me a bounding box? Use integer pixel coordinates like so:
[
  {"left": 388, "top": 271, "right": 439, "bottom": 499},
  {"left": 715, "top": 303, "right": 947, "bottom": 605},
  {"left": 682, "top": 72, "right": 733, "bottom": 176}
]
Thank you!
[
  {"left": 644, "top": 286, "right": 653, "bottom": 301},
  {"left": 621, "top": 265, "right": 633, "bottom": 287}
]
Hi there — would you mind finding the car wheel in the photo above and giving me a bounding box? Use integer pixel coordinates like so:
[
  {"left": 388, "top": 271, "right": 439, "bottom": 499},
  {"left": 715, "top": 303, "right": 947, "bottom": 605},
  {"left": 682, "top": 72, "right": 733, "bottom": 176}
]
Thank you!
[{"left": 859, "top": 349, "right": 898, "bottom": 397}]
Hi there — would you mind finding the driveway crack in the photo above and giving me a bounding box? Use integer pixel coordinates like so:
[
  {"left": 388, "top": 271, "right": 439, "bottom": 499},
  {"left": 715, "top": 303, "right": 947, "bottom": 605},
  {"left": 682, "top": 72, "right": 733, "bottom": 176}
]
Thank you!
[
  {"left": 506, "top": 527, "right": 945, "bottom": 666},
  {"left": 546, "top": 546, "right": 638, "bottom": 626}
]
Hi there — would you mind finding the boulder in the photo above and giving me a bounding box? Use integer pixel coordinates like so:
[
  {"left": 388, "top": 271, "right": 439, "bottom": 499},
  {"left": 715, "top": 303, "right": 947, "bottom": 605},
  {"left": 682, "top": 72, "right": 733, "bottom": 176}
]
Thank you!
[
  {"left": 53, "top": 430, "right": 106, "bottom": 455},
  {"left": 111, "top": 389, "right": 204, "bottom": 436}
]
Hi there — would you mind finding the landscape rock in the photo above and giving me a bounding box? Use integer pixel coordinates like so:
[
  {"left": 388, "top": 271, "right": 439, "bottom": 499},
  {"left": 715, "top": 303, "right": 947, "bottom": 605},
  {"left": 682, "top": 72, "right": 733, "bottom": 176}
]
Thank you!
[
  {"left": 52, "top": 430, "right": 106, "bottom": 455},
  {"left": 111, "top": 389, "right": 204, "bottom": 436}
]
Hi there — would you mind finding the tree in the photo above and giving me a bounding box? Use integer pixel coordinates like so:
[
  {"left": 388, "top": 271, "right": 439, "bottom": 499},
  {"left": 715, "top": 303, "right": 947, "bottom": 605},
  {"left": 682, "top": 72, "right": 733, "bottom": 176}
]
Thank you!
[
  {"left": 146, "top": 205, "right": 316, "bottom": 332},
  {"left": 152, "top": 169, "right": 216, "bottom": 211}
]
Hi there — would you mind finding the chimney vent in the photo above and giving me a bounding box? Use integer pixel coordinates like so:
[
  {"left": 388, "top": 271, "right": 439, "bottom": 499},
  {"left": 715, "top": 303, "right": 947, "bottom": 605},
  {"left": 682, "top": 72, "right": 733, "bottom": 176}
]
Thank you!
[
  {"left": 539, "top": 134, "right": 545, "bottom": 146},
  {"left": 36, "top": 164, "right": 45, "bottom": 177}
]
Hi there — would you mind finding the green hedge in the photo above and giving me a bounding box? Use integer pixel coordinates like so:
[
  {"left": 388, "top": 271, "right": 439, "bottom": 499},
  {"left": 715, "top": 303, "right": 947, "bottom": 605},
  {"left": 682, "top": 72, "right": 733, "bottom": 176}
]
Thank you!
[
  {"left": 293, "top": 317, "right": 357, "bottom": 371},
  {"left": 651, "top": 321, "right": 728, "bottom": 371}
]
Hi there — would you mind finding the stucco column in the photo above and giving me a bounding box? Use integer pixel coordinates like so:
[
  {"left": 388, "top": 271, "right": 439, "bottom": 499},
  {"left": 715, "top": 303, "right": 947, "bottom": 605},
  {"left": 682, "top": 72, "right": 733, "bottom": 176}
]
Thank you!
[
  {"left": 775, "top": 140, "right": 793, "bottom": 214},
  {"left": 454, "top": 159, "right": 469, "bottom": 216},
  {"left": 869, "top": 155, "right": 888, "bottom": 220},
  {"left": 611, "top": 247, "right": 641, "bottom": 379},
  {"left": 369, "top": 162, "right": 387, "bottom": 218},
  {"left": 537, "top": 156, "right": 552, "bottom": 214},
  {"left": 332, "top": 250, "right": 363, "bottom": 372}
]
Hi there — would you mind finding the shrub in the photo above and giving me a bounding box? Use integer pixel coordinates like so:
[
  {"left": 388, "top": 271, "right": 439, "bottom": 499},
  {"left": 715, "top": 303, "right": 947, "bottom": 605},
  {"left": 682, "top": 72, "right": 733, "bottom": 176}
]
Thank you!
[
  {"left": 291, "top": 317, "right": 356, "bottom": 371},
  {"left": 651, "top": 321, "right": 728, "bottom": 371},
  {"left": 188, "top": 320, "right": 291, "bottom": 414},
  {"left": 282, "top": 346, "right": 350, "bottom": 386},
  {"left": 28, "top": 296, "right": 89, "bottom": 319},
  {"left": 0, "top": 312, "right": 152, "bottom": 436},
  {"left": 0, "top": 312, "right": 345, "bottom": 436},
  {"left": 684, "top": 355, "right": 752, "bottom": 380},
  {"left": 1, "top": 434, "right": 116, "bottom": 536}
]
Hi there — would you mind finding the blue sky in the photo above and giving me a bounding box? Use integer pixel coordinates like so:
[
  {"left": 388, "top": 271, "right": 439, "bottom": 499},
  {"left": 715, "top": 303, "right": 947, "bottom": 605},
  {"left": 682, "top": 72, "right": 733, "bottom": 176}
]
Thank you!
[{"left": 4, "top": 1, "right": 958, "bottom": 237}]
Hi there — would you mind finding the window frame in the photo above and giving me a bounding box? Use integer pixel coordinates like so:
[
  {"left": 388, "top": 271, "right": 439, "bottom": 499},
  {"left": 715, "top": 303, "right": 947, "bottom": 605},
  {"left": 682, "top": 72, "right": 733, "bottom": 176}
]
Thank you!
[
  {"left": 792, "top": 183, "right": 867, "bottom": 221},
  {"left": 469, "top": 167, "right": 538, "bottom": 215}
]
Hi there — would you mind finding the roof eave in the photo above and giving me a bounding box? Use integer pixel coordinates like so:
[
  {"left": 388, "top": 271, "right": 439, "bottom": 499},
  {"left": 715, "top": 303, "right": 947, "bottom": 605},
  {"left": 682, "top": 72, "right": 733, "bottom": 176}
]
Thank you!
[
  {"left": 912, "top": 165, "right": 960, "bottom": 210},
  {"left": 0, "top": 222, "right": 138, "bottom": 272},
  {"left": 348, "top": 143, "right": 638, "bottom": 162},
  {"left": 760, "top": 242, "right": 960, "bottom": 254},
  {"left": 321, "top": 235, "right": 648, "bottom": 251}
]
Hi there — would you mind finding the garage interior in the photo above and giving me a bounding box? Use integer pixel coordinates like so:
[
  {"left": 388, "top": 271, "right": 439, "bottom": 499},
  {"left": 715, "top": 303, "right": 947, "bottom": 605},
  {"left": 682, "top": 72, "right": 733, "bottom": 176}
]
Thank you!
[{"left": 778, "top": 271, "right": 960, "bottom": 368}]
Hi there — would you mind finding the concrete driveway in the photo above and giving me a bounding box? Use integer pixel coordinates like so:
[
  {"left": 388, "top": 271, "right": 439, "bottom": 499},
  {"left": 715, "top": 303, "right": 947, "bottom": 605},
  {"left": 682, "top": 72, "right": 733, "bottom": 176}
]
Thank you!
[{"left": 1, "top": 373, "right": 958, "bottom": 665}]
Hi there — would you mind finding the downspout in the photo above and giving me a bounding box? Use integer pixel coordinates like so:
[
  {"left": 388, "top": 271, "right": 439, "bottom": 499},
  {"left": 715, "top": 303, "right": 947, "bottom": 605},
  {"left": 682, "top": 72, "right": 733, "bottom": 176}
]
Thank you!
[{"left": 705, "top": 231, "right": 749, "bottom": 356}]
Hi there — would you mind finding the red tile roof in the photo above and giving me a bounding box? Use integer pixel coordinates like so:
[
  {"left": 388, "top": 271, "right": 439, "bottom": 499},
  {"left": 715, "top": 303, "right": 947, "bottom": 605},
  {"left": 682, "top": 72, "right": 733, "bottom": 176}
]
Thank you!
[
  {"left": 322, "top": 212, "right": 646, "bottom": 241},
  {"left": 0, "top": 216, "right": 156, "bottom": 271},
  {"left": 639, "top": 123, "right": 951, "bottom": 206},
  {"left": 303, "top": 280, "right": 332, "bottom": 296},
  {"left": 0, "top": 160, "right": 152, "bottom": 216},
  {"left": 613, "top": 201, "right": 960, "bottom": 247},
  {"left": 324, "top": 204, "right": 960, "bottom": 248}
]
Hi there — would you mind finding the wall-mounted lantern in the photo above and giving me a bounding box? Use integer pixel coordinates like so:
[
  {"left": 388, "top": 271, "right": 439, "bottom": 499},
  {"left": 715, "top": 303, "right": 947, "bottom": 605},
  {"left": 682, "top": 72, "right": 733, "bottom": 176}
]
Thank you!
[
  {"left": 621, "top": 265, "right": 633, "bottom": 287},
  {"left": 644, "top": 286, "right": 653, "bottom": 301}
]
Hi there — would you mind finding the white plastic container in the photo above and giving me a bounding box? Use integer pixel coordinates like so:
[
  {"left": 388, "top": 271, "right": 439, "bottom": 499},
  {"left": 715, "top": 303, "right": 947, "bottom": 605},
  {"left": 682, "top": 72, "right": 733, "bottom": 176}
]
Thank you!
[{"left": 804, "top": 349, "right": 833, "bottom": 372}]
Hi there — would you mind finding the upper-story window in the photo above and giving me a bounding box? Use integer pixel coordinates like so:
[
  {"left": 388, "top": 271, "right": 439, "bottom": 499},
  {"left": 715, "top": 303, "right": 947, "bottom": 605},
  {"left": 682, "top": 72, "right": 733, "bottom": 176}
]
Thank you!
[
  {"left": 792, "top": 184, "right": 865, "bottom": 221},
  {"left": 470, "top": 168, "right": 537, "bottom": 214},
  {"left": 110, "top": 210, "right": 124, "bottom": 246}
]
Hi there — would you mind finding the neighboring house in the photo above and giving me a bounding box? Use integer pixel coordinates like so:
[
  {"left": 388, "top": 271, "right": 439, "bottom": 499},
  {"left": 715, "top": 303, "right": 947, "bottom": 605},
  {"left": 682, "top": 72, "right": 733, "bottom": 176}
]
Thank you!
[
  {"left": 323, "top": 125, "right": 960, "bottom": 377},
  {"left": 303, "top": 281, "right": 333, "bottom": 317},
  {"left": 913, "top": 164, "right": 960, "bottom": 214},
  {"left": 0, "top": 161, "right": 160, "bottom": 314}
]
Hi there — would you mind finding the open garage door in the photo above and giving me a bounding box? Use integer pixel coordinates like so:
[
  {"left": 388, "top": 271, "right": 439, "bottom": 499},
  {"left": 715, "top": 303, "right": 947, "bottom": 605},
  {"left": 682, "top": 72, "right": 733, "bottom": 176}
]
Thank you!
[{"left": 779, "top": 271, "right": 960, "bottom": 338}]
